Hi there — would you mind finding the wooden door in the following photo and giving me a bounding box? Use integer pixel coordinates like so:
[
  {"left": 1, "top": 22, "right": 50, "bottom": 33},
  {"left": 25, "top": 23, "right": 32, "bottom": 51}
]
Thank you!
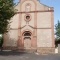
[{"left": 24, "top": 37, "right": 31, "bottom": 49}]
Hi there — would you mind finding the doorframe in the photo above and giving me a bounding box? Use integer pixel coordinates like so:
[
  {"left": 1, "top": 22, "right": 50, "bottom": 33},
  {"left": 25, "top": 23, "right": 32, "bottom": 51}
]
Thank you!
[{"left": 22, "top": 30, "right": 33, "bottom": 49}]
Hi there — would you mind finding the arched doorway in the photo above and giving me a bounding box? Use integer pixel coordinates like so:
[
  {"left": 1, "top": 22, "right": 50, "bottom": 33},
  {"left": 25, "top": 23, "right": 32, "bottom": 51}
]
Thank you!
[{"left": 23, "top": 31, "right": 32, "bottom": 49}]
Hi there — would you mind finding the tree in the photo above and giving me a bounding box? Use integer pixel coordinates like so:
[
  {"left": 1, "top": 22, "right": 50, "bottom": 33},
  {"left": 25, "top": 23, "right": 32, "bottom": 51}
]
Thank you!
[
  {"left": 0, "top": 0, "right": 16, "bottom": 47},
  {"left": 55, "top": 20, "right": 60, "bottom": 39},
  {"left": 55, "top": 20, "right": 60, "bottom": 46},
  {"left": 0, "top": 0, "right": 16, "bottom": 34}
]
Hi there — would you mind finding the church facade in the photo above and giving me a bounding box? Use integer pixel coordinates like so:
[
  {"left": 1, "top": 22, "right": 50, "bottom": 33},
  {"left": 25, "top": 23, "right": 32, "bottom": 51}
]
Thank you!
[{"left": 3, "top": 0, "right": 55, "bottom": 53}]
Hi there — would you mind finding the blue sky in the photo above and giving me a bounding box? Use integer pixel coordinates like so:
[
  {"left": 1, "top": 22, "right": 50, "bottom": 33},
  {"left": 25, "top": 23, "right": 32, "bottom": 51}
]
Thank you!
[{"left": 14, "top": 0, "right": 60, "bottom": 26}]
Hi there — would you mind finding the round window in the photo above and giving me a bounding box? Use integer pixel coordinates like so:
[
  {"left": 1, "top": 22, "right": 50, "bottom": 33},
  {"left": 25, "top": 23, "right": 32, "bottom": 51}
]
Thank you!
[
  {"left": 26, "top": 16, "right": 30, "bottom": 20},
  {"left": 25, "top": 14, "right": 31, "bottom": 22}
]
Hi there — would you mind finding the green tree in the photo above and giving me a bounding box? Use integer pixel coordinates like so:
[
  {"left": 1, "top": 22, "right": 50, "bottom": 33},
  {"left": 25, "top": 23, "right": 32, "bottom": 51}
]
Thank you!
[
  {"left": 0, "top": 0, "right": 16, "bottom": 34},
  {"left": 0, "top": 0, "right": 16, "bottom": 47},
  {"left": 55, "top": 20, "right": 60, "bottom": 40},
  {"left": 55, "top": 20, "right": 60, "bottom": 46}
]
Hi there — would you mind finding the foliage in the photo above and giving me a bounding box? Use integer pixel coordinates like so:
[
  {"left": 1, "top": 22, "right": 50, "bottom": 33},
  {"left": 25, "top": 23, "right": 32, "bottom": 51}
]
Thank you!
[
  {"left": 0, "top": 0, "right": 16, "bottom": 47},
  {"left": 0, "top": 0, "right": 16, "bottom": 34},
  {"left": 55, "top": 20, "right": 60, "bottom": 40}
]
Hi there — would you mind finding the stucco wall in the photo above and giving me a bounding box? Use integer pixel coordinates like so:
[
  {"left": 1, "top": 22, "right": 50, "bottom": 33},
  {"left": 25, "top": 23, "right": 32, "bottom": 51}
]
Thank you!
[
  {"left": 37, "top": 29, "right": 52, "bottom": 47},
  {"left": 10, "top": 14, "right": 19, "bottom": 28},
  {"left": 37, "top": 12, "right": 53, "bottom": 47},
  {"left": 36, "top": 1, "right": 49, "bottom": 11},
  {"left": 37, "top": 12, "right": 51, "bottom": 28},
  {"left": 4, "top": 30, "right": 18, "bottom": 47}
]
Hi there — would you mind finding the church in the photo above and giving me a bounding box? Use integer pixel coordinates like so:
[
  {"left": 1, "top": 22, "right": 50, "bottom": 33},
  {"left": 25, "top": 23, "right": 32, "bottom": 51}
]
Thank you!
[{"left": 3, "top": 0, "right": 55, "bottom": 53}]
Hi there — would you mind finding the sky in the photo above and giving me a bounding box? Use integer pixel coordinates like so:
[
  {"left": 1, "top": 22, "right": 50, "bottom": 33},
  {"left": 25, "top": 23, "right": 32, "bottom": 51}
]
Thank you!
[{"left": 14, "top": 0, "right": 60, "bottom": 26}]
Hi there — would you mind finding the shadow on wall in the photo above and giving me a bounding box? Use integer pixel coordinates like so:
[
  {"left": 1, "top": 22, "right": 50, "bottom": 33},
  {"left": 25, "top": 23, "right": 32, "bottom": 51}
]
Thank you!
[{"left": 4, "top": 33, "right": 17, "bottom": 47}]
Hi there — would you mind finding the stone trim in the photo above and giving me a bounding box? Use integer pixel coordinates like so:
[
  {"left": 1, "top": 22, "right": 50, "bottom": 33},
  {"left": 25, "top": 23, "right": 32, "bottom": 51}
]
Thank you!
[
  {"left": 51, "top": 12, "right": 55, "bottom": 47},
  {"left": 9, "top": 27, "right": 52, "bottom": 30},
  {"left": 16, "top": 10, "right": 54, "bottom": 14}
]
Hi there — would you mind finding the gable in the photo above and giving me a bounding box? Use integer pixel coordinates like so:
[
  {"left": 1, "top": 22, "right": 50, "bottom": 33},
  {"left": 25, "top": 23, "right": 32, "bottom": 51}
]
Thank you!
[
  {"left": 14, "top": 0, "right": 54, "bottom": 12},
  {"left": 36, "top": 1, "right": 53, "bottom": 11}
]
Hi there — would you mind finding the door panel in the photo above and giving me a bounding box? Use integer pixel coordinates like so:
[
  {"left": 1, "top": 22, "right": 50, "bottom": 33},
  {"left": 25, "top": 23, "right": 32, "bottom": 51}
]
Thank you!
[{"left": 24, "top": 38, "right": 31, "bottom": 49}]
